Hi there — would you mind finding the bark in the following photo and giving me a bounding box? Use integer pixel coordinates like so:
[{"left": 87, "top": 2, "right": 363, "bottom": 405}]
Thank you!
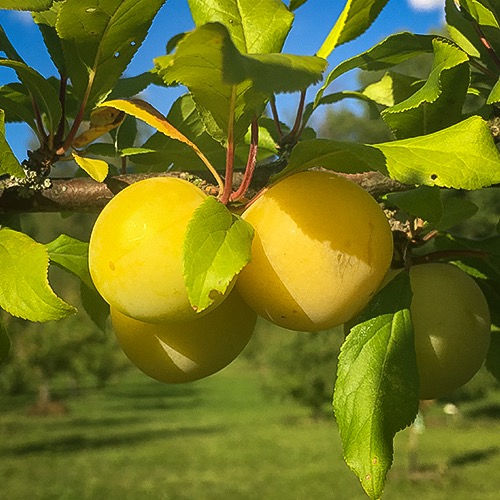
[{"left": 0, "top": 170, "right": 410, "bottom": 215}]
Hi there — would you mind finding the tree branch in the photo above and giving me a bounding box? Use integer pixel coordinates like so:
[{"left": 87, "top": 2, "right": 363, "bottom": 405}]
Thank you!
[{"left": 0, "top": 170, "right": 410, "bottom": 215}]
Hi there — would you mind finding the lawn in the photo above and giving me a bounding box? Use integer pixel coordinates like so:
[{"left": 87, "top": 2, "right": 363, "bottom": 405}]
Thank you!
[{"left": 1, "top": 358, "right": 499, "bottom": 500}]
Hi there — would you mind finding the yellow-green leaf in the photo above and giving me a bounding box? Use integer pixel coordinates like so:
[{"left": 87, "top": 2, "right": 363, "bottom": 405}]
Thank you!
[
  {"left": 99, "top": 98, "right": 223, "bottom": 189},
  {"left": 73, "top": 107, "right": 125, "bottom": 148},
  {"left": 72, "top": 153, "right": 109, "bottom": 182},
  {"left": 0, "top": 227, "right": 76, "bottom": 322},
  {"left": 317, "top": 0, "right": 390, "bottom": 59}
]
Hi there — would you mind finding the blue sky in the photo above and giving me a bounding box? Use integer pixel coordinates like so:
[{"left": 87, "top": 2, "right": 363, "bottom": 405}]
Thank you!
[{"left": 0, "top": 0, "right": 445, "bottom": 160}]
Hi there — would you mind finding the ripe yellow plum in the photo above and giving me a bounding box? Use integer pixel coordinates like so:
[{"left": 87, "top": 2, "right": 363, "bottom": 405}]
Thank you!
[
  {"left": 408, "top": 263, "right": 491, "bottom": 400},
  {"left": 236, "top": 170, "right": 393, "bottom": 331},
  {"left": 89, "top": 177, "right": 223, "bottom": 323},
  {"left": 111, "top": 289, "right": 257, "bottom": 384}
]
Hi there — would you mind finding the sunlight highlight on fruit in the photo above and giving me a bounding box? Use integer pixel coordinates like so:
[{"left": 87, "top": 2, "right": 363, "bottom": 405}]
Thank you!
[
  {"left": 236, "top": 170, "right": 393, "bottom": 331},
  {"left": 111, "top": 289, "right": 257, "bottom": 383}
]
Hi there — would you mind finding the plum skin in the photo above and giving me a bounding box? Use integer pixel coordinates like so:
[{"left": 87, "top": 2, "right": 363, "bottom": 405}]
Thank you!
[
  {"left": 408, "top": 263, "right": 491, "bottom": 400},
  {"left": 236, "top": 170, "right": 394, "bottom": 331},
  {"left": 111, "top": 289, "right": 257, "bottom": 384},
  {"left": 89, "top": 177, "right": 228, "bottom": 323}
]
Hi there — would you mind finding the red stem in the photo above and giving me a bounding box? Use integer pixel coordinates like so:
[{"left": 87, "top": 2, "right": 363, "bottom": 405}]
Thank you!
[
  {"left": 54, "top": 75, "right": 68, "bottom": 147},
  {"left": 473, "top": 21, "right": 500, "bottom": 71},
  {"left": 289, "top": 90, "right": 306, "bottom": 139},
  {"left": 231, "top": 118, "right": 259, "bottom": 202},
  {"left": 220, "top": 86, "right": 238, "bottom": 205},
  {"left": 269, "top": 96, "right": 284, "bottom": 138},
  {"left": 56, "top": 71, "right": 95, "bottom": 155}
]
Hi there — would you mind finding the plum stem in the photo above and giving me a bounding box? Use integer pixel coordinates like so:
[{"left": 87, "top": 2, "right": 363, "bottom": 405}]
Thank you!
[{"left": 231, "top": 118, "right": 259, "bottom": 202}]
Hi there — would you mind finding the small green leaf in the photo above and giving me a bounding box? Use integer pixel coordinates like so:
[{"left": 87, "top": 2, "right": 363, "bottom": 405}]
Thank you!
[
  {"left": 183, "top": 196, "right": 254, "bottom": 313},
  {"left": 0, "top": 109, "right": 24, "bottom": 178},
  {"left": 487, "top": 76, "right": 500, "bottom": 104},
  {"left": 0, "top": 227, "right": 76, "bottom": 322},
  {"left": 316, "top": 33, "right": 435, "bottom": 107},
  {"left": 317, "top": 0, "right": 390, "bottom": 58},
  {"left": 336, "top": 272, "right": 418, "bottom": 499},
  {"left": 0, "top": 58, "right": 62, "bottom": 133},
  {"left": 283, "top": 138, "right": 388, "bottom": 177},
  {"left": 0, "top": 83, "right": 37, "bottom": 130},
  {"left": 385, "top": 186, "right": 443, "bottom": 224},
  {"left": 435, "top": 195, "right": 479, "bottom": 230},
  {"left": 289, "top": 0, "right": 309, "bottom": 11},
  {"left": 382, "top": 39, "right": 470, "bottom": 139},
  {"left": 46, "top": 234, "right": 110, "bottom": 331},
  {"left": 187, "top": 0, "right": 294, "bottom": 54},
  {"left": 0, "top": 320, "right": 10, "bottom": 366},
  {"left": 0, "top": 0, "right": 52, "bottom": 10},
  {"left": 362, "top": 71, "right": 422, "bottom": 107},
  {"left": 80, "top": 281, "right": 110, "bottom": 331},
  {"left": 46, "top": 234, "right": 93, "bottom": 289}
]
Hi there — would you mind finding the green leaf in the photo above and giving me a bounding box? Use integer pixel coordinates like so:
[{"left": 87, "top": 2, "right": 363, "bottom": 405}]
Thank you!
[
  {"left": 375, "top": 116, "right": 500, "bottom": 189},
  {"left": 362, "top": 71, "right": 422, "bottom": 107},
  {"left": 46, "top": 234, "right": 110, "bottom": 330},
  {"left": 80, "top": 281, "right": 110, "bottom": 331},
  {"left": 382, "top": 39, "right": 470, "bottom": 139},
  {"left": 315, "top": 33, "right": 435, "bottom": 107},
  {"left": 187, "top": 0, "right": 294, "bottom": 53},
  {"left": 289, "top": 0, "right": 309, "bottom": 11},
  {"left": 283, "top": 138, "right": 389, "bottom": 177},
  {"left": 32, "top": 1, "right": 67, "bottom": 75},
  {"left": 445, "top": 0, "right": 491, "bottom": 60},
  {"left": 0, "top": 320, "right": 10, "bottom": 366},
  {"left": 0, "top": 58, "right": 62, "bottom": 133},
  {"left": 0, "top": 109, "right": 24, "bottom": 178},
  {"left": 285, "top": 116, "right": 500, "bottom": 189},
  {"left": 56, "top": 0, "right": 166, "bottom": 111},
  {"left": 0, "top": 0, "right": 53, "bottom": 10},
  {"left": 0, "top": 227, "right": 76, "bottom": 322},
  {"left": 183, "top": 196, "right": 254, "bottom": 313},
  {"left": 0, "top": 83, "right": 37, "bottom": 130},
  {"left": 317, "top": 0, "right": 390, "bottom": 58},
  {"left": 435, "top": 195, "right": 479, "bottom": 230},
  {"left": 385, "top": 186, "right": 443, "bottom": 224},
  {"left": 487, "top": 77, "right": 500, "bottom": 104},
  {"left": 336, "top": 272, "right": 418, "bottom": 499},
  {"left": 156, "top": 23, "right": 325, "bottom": 144},
  {"left": 46, "top": 234, "right": 94, "bottom": 289},
  {"left": 108, "top": 72, "right": 159, "bottom": 100}
]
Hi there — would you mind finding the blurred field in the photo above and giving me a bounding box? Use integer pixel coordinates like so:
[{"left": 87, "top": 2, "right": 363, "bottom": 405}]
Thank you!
[{"left": 1, "top": 358, "right": 499, "bottom": 500}]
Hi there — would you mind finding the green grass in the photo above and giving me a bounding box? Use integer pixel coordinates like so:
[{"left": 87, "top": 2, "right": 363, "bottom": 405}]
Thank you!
[{"left": 1, "top": 360, "right": 499, "bottom": 500}]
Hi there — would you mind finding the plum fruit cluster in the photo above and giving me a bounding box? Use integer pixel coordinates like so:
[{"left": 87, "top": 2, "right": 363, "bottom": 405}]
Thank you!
[
  {"left": 89, "top": 177, "right": 256, "bottom": 383},
  {"left": 88, "top": 171, "right": 491, "bottom": 395}
]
